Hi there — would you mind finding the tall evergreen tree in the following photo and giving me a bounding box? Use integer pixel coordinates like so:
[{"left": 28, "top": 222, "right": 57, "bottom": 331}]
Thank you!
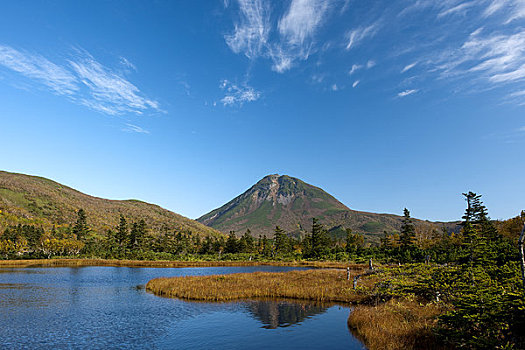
[
  {"left": 261, "top": 234, "right": 272, "bottom": 257},
  {"left": 306, "top": 218, "right": 330, "bottom": 258},
  {"left": 461, "top": 192, "right": 501, "bottom": 266},
  {"left": 72, "top": 209, "right": 89, "bottom": 241},
  {"left": 115, "top": 214, "right": 128, "bottom": 248},
  {"left": 225, "top": 231, "right": 239, "bottom": 254},
  {"left": 274, "top": 226, "right": 289, "bottom": 254},
  {"left": 136, "top": 219, "right": 147, "bottom": 249},
  {"left": 400, "top": 208, "right": 416, "bottom": 249},
  {"left": 239, "top": 229, "right": 255, "bottom": 253},
  {"left": 128, "top": 222, "right": 139, "bottom": 251}
]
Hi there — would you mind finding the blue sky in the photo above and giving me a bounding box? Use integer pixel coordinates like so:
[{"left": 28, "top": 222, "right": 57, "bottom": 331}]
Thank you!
[{"left": 0, "top": 0, "right": 524, "bottom": 222}]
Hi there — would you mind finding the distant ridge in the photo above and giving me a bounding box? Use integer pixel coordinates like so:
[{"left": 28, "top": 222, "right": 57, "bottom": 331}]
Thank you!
[
  {"left": 0, "top": 170, "right": 220, "bottom": 236},
  {"left": 198, "top": 174, "right": 456, "bottom": 240}
]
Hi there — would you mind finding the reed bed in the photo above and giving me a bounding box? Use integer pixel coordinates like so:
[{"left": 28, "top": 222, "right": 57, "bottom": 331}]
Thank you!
[
  {"left": 0, "top": 258, "right": 364, "bottom": 269},
  {"left": 146, "top": 268, "right": 373, "bottom": 303},
  {"left": 348, "top": 300, "right": 446, "bottom": 350}
]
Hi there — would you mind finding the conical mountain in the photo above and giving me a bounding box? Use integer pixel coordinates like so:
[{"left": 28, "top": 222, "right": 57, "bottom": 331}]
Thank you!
[
  {"left": 197, "top": 174, "right": 455, "bottom": 241},
  {"left": 198, "top": 174, "right": 454, "bottom": 240},
  {"left": 0, "top": 170, "right": 220, "bottom": 237}
]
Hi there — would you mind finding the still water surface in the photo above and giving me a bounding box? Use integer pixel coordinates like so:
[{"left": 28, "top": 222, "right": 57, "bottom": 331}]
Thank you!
[{"left": 0, "top": 266, "right": 364, "bottom": 349}]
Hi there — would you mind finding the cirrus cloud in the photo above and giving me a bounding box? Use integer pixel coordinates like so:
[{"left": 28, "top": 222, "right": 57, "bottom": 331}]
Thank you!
[{"left": 0, "top": 44, "right": 160, "bottom": 116}]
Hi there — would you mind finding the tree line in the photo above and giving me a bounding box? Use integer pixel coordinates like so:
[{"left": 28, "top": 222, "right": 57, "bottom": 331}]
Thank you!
[{"left": 0, "top": 192, "right": 523, "bottom": 265}]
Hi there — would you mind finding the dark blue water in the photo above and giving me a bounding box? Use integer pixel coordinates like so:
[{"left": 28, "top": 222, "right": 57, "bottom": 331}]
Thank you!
[{"left": 0, "top": 266, "right": 364, "bottom": 349}]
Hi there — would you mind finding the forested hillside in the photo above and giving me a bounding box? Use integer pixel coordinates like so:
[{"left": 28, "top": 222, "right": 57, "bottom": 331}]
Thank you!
[{"left": 0, "top": 170, "right": 219, "bottom": 236}]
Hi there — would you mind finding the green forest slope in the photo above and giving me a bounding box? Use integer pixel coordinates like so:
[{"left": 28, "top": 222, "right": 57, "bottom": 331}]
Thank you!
[{"left": 0, "top": 170, "right": 220, "bottom": 237}]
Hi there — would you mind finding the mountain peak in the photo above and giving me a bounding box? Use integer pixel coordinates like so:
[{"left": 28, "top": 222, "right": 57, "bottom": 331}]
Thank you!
[
  {"left": 198, "top": 174, "right": 351, "bottom": 236},
  {"left": 197, "top": 174, "right": 453, "bottom": 240}
]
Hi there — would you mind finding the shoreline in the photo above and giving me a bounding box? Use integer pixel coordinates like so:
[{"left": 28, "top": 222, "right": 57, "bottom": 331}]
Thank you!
[
  {"left": 145, "top": 268, "right": 444, "bottom": 350},
  {"left": 146, "top": 269, "right": 372, "bottom": 303},
  {"left": 1, "top": 259, "right": 445, "bottom": 349},
  {"left": 0, "top": 258, "right": 363, "bottom": 269}
]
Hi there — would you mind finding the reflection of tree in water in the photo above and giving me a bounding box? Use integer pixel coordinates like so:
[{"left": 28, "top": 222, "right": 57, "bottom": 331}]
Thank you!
[{"left": 245, "top": 300, "right": 328, "bottom": 329}]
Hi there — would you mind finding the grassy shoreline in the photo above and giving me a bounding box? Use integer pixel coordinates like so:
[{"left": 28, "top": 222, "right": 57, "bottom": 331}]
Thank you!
[
  {"left": 348, "top": 300, "right": 444, "bottom": 350},
  {"left": 146, "top": 267, "right": 446, "bottom": 350},
  {"left": 0, "top": 258, "right": 362, "bottom": 269},
  {"left": 146, "top": 268, "right": 372, "bottom": 303}
]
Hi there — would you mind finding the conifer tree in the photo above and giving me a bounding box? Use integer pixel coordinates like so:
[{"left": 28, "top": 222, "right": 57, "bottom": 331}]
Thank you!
[
  {"left": 136, "top": 219, "right": 147, "bottom": 249},
  {"left": 128, "top": 222, "right": 139, "bottom": 251},
  {"left": 307, "top": 218, "right": 330, "bottom": 258},
  {"left": 225, "top": 231, "right": 239, "bottom": 253},
  {"left": 274, "top": 226, "right": 289, "bottom": 254},
  {"left": 240, "top": 229, "right": 255, "bottom": 253},
  {"left": 261, "top": 234, "right": 272, "bottom": 257},
  {"left": 72, "top": 209, "right": 89, "bottom": 241},
  {"left": 400, "top": 208, "right": 416, "bottom": 249},
  {"left": 115, "top": 214, "right": 128, "bottom": 249}
]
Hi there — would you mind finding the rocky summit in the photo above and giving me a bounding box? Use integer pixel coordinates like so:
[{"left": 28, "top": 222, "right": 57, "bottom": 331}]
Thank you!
[{"left": 198, "top": 174, "right": 452, "bottom": 240}]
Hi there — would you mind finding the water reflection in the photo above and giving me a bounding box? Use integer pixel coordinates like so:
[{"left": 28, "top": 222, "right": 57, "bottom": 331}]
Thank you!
[
  {"left": 0, "top": 266, "right": 363, "bottom": 349},
  {"left": 245, "top": 300, "right": 329, "bottom": 329}
]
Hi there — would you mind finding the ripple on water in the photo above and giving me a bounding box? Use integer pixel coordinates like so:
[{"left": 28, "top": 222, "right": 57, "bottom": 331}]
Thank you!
[{"left": 0, "top": 266, "right": 365, "bottom": 350}]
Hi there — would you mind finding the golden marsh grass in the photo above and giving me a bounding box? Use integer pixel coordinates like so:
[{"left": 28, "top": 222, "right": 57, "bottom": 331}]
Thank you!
[
  {"left": 0, "top": 258, "right": 363, "bottom": 269},
  {"left": 348, "top": 299, "right": 446, "bottom": 350},
  {"left": 146, "top": 268, "right": 372, "bottom": 303}
]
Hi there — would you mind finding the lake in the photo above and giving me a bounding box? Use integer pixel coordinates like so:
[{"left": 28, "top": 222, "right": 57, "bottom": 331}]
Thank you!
[{"left": 0, "top": 265, "right": 365, "bottom": 349}]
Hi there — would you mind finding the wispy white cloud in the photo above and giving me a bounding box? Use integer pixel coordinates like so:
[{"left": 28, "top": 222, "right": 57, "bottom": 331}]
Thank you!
[
  {"left": 510, "top": 90, "right": 525, "bottom": 98},
  {"left": 437, "top": 2, "right": 474, "bottom": 18},
  {"left": 348, "top": 64, "right": 362, "bottom": 75},
  {"left": 345, "top": 23, "right": 380, "bottom": 50},
  {"left": 518, "top": 125, "right": 525, "bottom": 132},
  {"left": 352, "top": 80, "right": 359, "bottom": 88},
  {"left": 388, "top": 1, "right": 525, "bottom": 105},
  {"left": 490, "top": 63, "right": 525, "bottom": 83},
  {"left": 69, "top": 50, "right": 160, "bottom": 115},
  {"left": 119, "top": 56, "right": 136, "bottom": 71},
  {"left": 483, "top": 0, "right": 525, "bottom": 23},
  {"left": 401, "top": 62, "right": 417, "bottom": 73},
  {"left": 271, "top": 0, "right": 332, "bottom": 72},
  {"left": 398, "top": 0, "right": 432, "bottom": 17},
  {"left": 225, "top": 0, "right": 270, "bottom": 59},
  {"left": 0, "top": 44, "right": 159, "bottom": 116},
  {"left": 366, "top": 60, "right": 376, "bottom": 69},
  {"left": 268, "top": 46, "right": 293, "bottom": 73},
  {"left": 0, "top": 45, "right": 78, "bottom": 95},
  {"left": 278, "top": 0, "right": 330, "bottom": 46},
  {"left": 398, "top": 89, "right": 418, "bottom": 97},
  {"left": 461, "top": 30, "right": 525, "bottom": 83},
  {"left": 225, "top": 0, "right": 333, "bottom": 73},
  {"left": 220, "top": 79, "right": 260, "bottom": 106},
  {"left": 123, "top": 123, "right": 150, "bottom": 134}
]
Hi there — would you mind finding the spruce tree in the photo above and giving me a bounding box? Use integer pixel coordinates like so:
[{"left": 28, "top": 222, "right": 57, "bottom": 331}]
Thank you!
[
  {"left": 274, "top": 226, "right": 289, "bottom": 254},
  {"left": 225, "top": 231, "right": 238, "bottom": 254},
  {"left": 261, "top": 235, "right": 271, "bottom": 257},
  {"left": 72, "top": 209, "right": 89, "bottom": 241},
  {"left": 136, "top": 219, "right": 146, "bottom": 249},
  {"left": 241, "top": 229, "right": 255, "bottom": 253},
  {"left": 128, "top": 222, "right": 139, "bottom": 251},
  {"left": 115, "top": 214, "right": 128, "bottom": 249},
  {"left": 308, "top": 218, "right": 330, "bottom": 258},
  {"left": 400, "top": 208, "right": 416, "bottom": 249}
]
